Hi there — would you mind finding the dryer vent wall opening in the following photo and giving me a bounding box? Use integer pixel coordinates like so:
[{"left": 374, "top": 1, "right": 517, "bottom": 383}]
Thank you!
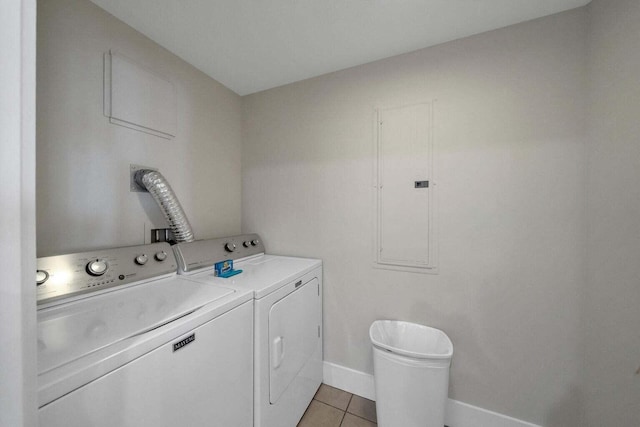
[{"left": 134, "top": 169, "right": 195, "bottom": 243}]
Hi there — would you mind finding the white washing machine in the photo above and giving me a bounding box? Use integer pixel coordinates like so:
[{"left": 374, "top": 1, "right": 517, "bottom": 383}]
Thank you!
[
  {"left": 36, "top": 242, "right": 254, "bottom": 427},
  {"left": 173, "top": 234, "right": 323, "bottom": 427}
]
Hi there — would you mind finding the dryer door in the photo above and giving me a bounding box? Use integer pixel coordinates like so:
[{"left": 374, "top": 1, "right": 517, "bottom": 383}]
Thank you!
[{"left": 268, "top": 277, "right": 320, "bottom": 404}]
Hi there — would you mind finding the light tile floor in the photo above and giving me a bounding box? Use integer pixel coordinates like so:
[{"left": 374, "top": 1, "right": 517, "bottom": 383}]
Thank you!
[{"left": 298, "top": 384, "right": 377, "bottom": 427}]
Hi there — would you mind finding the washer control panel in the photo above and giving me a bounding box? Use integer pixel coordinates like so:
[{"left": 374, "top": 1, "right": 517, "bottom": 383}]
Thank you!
[
  {"left": 37, "top": 242, "right": 177, "bottom": 305},
  {"left": 173, "top": 233, "right": 264, "bottom": 273}
]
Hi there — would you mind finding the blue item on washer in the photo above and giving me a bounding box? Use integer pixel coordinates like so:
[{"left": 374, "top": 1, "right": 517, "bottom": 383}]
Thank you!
[{"left": 214, "top": 259, "right": 243, "bottom": 278}]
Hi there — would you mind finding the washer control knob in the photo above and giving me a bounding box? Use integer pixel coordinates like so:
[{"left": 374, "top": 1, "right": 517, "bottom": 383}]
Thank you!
[
  {"left": 36, "top": 270, "right": 49, "bottom": 286},
  {"left": 135, "top": 254, "right": 148, "bottom": 265},
  {"left": 225, "top": 242, "right": 236, "bottom": 252},
  {"left": 86, "top": 259, "right": 108, "bottom": 276},
  {"left": 154, "top": 251, "right": 168, "bottom": 262},
  {"left": 251, "top": 239, "right": 260, "bottom": 246},
  {"left": 243, "top": 241, "right": 251, "bottom": 248}
]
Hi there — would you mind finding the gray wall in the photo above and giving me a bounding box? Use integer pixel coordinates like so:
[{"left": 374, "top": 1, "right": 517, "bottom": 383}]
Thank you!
[
  {"left": 243, "top": 9, "right": 587, "bottom": 426},
  {"left": 37, "top": 0, "right": 640, "bottom": 425},
  {"left": 37, "top": 0, "right": 242, "bottom": 256},
  {"left": 585, "top": 0, "right": 640, "bottom": 425}
]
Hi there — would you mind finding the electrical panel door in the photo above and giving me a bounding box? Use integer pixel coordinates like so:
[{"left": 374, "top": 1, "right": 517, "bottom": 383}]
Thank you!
[{"left": 375, "top": 102, "right": 436, "bottom": 272}]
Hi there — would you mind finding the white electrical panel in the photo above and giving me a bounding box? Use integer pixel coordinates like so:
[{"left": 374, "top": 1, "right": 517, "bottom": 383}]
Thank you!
[
  {"left": 104, "top": 51, "right": 176, "bottom": 139},
  {"left": 374, "top": 102, "right": 437, "bottom": 273}
]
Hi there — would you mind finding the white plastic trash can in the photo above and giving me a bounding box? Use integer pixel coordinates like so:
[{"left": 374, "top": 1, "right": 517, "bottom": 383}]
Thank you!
[{"left": 370, "top": 320, "right": 453, "bottom": 427}]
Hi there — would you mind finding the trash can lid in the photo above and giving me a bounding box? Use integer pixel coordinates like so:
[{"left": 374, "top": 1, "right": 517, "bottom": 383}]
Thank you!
[{"left": 369, "top": 320, "right": 453, "bottom": 359}]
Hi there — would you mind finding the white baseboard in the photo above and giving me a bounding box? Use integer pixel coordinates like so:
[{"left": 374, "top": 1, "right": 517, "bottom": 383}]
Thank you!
[
  {"left": 444, "top": 399, "right": 543, "bottom": 427},
  {"left": 323, "top": 360, "right": 376, "bottom": 401},
  {"left": 322, "top": 361, "right": 543, "bottom": 427}
]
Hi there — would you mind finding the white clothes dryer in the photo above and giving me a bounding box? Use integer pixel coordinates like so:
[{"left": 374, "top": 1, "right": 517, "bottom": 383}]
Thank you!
[
  {"left": 36, "top": 242, "right": 254, "bottom": 427},
  {"left": 174, "top": 234, "right": 323, "bottom": 427}
]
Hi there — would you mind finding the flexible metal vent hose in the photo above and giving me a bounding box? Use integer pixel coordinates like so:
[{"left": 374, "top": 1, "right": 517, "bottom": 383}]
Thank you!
[{"left": 134, "top": 169, "right": 195, "bottom": 243}]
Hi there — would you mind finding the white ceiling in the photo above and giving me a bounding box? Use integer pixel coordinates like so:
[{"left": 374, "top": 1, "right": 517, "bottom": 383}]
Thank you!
[{"left": 90, "top": 0, "right": 591, "bottom": 95}]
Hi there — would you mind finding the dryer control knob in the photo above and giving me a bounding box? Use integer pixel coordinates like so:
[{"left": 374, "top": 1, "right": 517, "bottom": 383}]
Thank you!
[
  {"left": 135, "top": 254, "right": 148, "bottom": 265},
  {"left": 155, "top": 251, "right": 167, "bottom": 262},
  {"left": 225, "top": 243, "right": 236, "bottom": 252},
  {"left": 243, "top": 241, "right": 251, "bottom": 248},
  {"left": 36, "top": 270, "right": 49, "bottom": 286},
  {"left": 86, "top": 259, "right": 108, "bottom": 276},
  {"left": 251, "top": 239, "right": 260, "bottom": 246}
]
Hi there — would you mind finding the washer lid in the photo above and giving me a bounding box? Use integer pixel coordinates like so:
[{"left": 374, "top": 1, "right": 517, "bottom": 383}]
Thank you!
[{"left": 37, "top": 277, "right": 234, "bottom": 375}]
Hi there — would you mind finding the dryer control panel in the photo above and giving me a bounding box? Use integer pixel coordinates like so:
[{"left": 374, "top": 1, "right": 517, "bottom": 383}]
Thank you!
[
  {"left": 173, "top": 233, "right": 265, "bottom": 273},
  {"left": 36, "top": 242, "right": 177, "bottom": 306}
]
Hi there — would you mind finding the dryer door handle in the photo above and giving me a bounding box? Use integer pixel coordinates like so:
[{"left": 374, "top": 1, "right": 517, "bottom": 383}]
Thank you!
[{"left": 272, "top": 336, "right": 285, "bottom": 369}]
